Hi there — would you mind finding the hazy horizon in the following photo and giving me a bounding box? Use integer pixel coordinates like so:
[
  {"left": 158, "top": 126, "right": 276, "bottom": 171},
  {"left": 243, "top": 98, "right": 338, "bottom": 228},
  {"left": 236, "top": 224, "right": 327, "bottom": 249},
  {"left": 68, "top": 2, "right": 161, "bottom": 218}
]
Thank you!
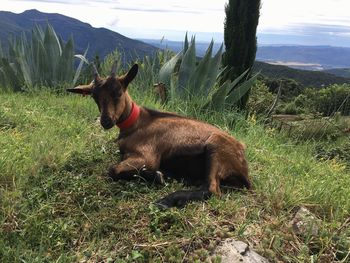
[{"left": 2, "top": 0, "right": 350, "bottom": 47}]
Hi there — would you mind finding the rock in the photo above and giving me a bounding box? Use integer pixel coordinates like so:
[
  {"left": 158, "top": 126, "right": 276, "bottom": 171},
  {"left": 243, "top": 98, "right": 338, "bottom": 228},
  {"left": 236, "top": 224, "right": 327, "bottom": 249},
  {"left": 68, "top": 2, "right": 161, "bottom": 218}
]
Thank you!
[
  {"left": 214, "top": 239, "right": 269, "bottom": 263},
  {"left": 290, "top": 207, "right": 321, "bottom": 236}
]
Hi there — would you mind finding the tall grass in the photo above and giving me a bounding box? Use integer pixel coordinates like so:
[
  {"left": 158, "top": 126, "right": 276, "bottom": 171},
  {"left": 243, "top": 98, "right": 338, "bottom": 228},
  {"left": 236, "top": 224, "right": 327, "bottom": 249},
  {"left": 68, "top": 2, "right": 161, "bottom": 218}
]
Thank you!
[
  {"left": 0, "top": 30, "right": 349, "bottom": 263},
  {"left": 1, "top": 85, "right": 349, "bottom": 262}
]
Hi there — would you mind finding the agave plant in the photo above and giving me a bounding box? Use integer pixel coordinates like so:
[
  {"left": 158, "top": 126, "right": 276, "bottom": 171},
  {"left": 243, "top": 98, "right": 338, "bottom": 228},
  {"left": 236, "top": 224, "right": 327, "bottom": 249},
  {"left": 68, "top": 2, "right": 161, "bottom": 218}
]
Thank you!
[
  {"left": 135, "top": 49, "right": 173, "bottom": 91},
  {"left": 0, "top": 24, "right": 87, "bottom": 91},
  {"left": 157, "top": 34, "right": 259, "bottom": 110}
]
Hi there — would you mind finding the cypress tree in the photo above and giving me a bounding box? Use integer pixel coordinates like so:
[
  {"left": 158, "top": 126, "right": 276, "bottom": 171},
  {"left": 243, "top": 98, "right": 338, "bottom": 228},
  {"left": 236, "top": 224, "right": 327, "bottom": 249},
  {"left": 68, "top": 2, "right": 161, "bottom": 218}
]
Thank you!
[{"left": 222, "top": 0, "right": 261, "bottom": 108}]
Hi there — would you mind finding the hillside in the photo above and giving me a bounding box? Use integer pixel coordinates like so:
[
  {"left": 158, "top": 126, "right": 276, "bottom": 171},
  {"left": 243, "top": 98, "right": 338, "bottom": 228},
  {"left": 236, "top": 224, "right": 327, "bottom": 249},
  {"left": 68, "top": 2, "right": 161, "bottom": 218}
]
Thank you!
[
  {"left": 324, "top": 68, "right": 350, "bottom": 78},
  {"left": 256, "top": 45, "right": 350, "bottom": 69},
  {"left": 139, "top": 38, "right": 223, "bottom": 57},
  {"left": 253, "top": 61, "right": 350, "bottom": 88},
  {"left": 1, "top": 89, "right": 349, "bottom": 262},
  {"left": 0, "top": 9, "right": 157, "bottom": 59},
  {"left": 141, "top": 39, "right": 350, "bottom": 70}
]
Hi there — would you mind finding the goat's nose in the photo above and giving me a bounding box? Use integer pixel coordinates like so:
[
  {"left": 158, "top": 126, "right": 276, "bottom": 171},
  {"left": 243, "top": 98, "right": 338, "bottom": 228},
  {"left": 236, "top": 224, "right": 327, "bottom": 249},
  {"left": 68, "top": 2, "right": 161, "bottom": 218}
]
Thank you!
[{"left": 101, "top": 117, "right": 114, "bottom": 129}]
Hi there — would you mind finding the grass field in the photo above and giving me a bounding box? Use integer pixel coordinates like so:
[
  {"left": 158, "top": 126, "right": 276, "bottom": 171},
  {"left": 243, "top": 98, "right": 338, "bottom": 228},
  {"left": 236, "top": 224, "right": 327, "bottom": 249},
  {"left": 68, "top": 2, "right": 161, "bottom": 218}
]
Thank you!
[{"left": 1, "top": 89, "right": 349, "bottom": 262}]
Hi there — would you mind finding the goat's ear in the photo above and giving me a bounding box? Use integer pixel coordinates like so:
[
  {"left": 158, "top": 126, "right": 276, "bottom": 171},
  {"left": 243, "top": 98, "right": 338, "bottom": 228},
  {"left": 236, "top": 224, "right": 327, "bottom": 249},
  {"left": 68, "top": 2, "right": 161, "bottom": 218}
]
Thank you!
[
  {"left": 121, "top": 64, "right": 138, "bottom": 89},
  {"left": 66, "top": 84, "right": 93, "bottom": 96}
]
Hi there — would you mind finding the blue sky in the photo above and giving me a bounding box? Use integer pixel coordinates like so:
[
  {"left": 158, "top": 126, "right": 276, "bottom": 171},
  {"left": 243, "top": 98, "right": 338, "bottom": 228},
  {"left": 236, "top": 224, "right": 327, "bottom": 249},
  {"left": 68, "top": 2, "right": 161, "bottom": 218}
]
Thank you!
[{"left": 2, "top": 0, "right": 350, "bottom": 46}]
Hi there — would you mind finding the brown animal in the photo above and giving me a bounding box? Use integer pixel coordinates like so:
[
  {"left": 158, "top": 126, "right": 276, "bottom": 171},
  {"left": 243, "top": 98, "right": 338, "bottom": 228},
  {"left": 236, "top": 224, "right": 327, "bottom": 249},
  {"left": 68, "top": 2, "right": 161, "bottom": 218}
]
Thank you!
[{"left": 67, "top": 62, "right": 251, "bottom": 208}]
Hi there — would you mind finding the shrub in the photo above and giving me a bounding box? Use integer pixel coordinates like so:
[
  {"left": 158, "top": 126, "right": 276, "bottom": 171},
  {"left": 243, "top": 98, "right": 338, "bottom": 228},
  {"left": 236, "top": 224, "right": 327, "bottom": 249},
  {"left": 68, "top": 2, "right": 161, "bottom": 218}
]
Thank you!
[
  {"left": 158, "top": 34, "right": 259, "bottom": 111},
  {"left": 247, "top": 80, "right": 275, "bottom": 114},
  {"left": 276, "top": 84, "right": 350, "bottom": 116},
  {"left": 280, "top": 101, "right": 301, "bottom": 115},
  {"left": 0, "top": 24, "right": 86, "bottom": 91},
  {"left": 315, "top": 142, "right": 350, "bottom": 166},
  {"left": 310, "top": 84, "right": 350, "bottom": 116},
  {"left": 263, "top": 78, "right": 304, "bottom": 101}
]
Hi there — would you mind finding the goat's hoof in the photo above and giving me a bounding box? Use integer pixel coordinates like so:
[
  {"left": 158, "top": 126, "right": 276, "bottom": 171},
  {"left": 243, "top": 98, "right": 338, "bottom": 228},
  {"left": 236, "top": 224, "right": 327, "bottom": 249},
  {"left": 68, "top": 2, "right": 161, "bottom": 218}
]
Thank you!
[
  {"left": 140, "top": 168, "right": 166, "bottom": 186},
  {"left": 155, "top": 171, "right": 166, "bottom": 185},
  {"left": 107, "top": 166, "right": 117, "bottom": 180}
]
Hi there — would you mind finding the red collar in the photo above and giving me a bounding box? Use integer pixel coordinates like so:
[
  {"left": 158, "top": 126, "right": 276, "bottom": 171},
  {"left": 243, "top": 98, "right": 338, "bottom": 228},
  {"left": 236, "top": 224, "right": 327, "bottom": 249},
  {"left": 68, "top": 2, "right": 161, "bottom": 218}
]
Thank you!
[{"left": 116, "top": 102, "right": 140, "bottom": 129}]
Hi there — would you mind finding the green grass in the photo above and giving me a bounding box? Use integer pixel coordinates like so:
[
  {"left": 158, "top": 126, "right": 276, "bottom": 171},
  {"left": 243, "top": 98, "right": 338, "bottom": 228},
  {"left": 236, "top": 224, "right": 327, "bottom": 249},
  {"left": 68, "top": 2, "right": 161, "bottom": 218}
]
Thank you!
[{"left": 1, "top": 89, "right": 349, "bottom": 262}]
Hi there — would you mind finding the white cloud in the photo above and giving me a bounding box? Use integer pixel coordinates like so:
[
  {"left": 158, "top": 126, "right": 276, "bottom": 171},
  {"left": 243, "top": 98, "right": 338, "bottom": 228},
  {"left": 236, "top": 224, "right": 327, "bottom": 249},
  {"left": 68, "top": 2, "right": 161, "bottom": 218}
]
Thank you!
[
  {"left": 2, "top": 0, "right": 350, "bottom": 43},
  {"left": 259, "top": 0, "right": 350, "bottom": 32}
]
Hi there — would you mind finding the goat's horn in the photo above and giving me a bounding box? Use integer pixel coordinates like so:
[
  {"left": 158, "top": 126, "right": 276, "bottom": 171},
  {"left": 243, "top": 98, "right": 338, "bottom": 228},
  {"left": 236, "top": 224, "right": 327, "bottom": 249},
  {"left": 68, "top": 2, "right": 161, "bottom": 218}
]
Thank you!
[
  {"left": 110, "top": 60, "right": 118, "bottom": 77},
  {"left": 91, "top": 63, "right": 100, "bottom": 81}
]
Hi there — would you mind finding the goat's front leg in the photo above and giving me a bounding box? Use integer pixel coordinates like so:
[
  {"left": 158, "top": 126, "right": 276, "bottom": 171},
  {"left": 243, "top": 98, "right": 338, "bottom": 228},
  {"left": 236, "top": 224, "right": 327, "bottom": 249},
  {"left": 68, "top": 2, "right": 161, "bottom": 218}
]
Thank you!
[{"left": 108, "top": 157, "right": 165, "bottom": 185}]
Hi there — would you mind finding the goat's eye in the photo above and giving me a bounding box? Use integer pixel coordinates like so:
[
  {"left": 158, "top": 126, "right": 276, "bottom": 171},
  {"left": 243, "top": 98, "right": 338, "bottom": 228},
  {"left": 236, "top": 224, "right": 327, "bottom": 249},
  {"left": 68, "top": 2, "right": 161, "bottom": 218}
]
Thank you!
[{"left": 111, "top": 91, "right": 121, "bottom": 99}]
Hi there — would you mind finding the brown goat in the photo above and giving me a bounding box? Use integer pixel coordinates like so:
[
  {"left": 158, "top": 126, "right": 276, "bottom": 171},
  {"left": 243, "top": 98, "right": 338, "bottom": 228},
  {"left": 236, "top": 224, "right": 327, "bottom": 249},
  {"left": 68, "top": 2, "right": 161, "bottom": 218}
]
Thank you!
[{"left": 67, "top": 62, "right": 251, "bottom": 208}]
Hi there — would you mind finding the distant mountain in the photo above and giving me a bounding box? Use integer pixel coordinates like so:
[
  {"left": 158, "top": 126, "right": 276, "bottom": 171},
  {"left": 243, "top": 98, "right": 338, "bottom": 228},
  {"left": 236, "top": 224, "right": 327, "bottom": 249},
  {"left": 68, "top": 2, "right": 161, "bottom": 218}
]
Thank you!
[
  {"left": 254, "top": 61, "right": 350, "bottom": 88},
  {"left": 139, "top": 38, "right": 223, "bottom": 57},
  {"left": 0, "top": 9, "right": 157, "bottom": 59},
  {"left": 323, "top": 68, "right": 350, "bottom": 78},
  {"left": 256, "top": 46, "right": 350, "bottom": 70},
  {"left": 142, "top": 39, "right": 350, "bottom": 71}
]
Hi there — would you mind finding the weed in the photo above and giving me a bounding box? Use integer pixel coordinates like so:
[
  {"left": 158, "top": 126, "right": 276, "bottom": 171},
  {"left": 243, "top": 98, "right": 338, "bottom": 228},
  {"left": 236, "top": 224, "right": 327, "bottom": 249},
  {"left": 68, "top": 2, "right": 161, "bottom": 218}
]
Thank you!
[{"left": 1, "top": 90, "right": 349, "bottom": 262}]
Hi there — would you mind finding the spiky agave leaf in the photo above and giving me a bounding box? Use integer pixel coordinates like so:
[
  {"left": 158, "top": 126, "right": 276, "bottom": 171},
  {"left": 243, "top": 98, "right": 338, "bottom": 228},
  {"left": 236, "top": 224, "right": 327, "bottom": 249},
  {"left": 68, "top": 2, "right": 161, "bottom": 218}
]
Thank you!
[
  {"left": 44, "top": 24, "right": 62, "bottom": 83},
  {"left": 1, "top": 24, "right": 87, "bottom": 90},
  {"left": 204, "top": 44, "right": 223, "bottom": 95},
  {"left": 73, "top": 47, "right": 89, "bottom": 86},
  {"left": 0, "top": 58, "right": 23, "bottom": 91},
  {"left": 188, "top": 40, "right": 213, "bottom": 96},
  {"left": 178, "top": 37, "right": 196, "bottom": 95},
  {"left": 183, "top": 32, "right": 189, "bottom": 53},
  {"left": 225, "top": 71, "right": 259, "bottom": 106},
  {"left": 32, "top": 29, "right": 46, "bottom": 85},
  {"left": 205, "top": 81, "right": 231, "bottom": 111},
  {"left": 57, "top": 37, "right": 74, "bottom": 84},
  {"left": 226, "top": 68, "right": 251, "bottom": 92},
  {"left": 158, "top": 51, "right": 182, "bottom": 88}
]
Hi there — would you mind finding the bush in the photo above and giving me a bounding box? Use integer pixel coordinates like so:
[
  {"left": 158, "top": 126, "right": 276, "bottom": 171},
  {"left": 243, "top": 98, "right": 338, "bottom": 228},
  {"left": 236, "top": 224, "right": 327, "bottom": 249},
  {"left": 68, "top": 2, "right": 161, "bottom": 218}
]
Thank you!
[
  {"left": 277, "top": 84, "right": 350, "bottom": 116},
  {"left": 278, "top": 101, "right": 297, "bottom": 115},
  {"left": 157, "top": 34, "right": 259, "bottom": 111},
  {"left": 310, "top": 84, "right": 350, "bottom": 116},
  {"left": 0, "top": 24, "right": 86, "bottom": 91},
  {"left": 263, "top": 78, "right": 304, "bottom": 101},
  {"left": 315, "top": 142, "right": 350, "bottom": 167},
  {"left": 247, "top": 81, "right": 275, "bottom": 114}
]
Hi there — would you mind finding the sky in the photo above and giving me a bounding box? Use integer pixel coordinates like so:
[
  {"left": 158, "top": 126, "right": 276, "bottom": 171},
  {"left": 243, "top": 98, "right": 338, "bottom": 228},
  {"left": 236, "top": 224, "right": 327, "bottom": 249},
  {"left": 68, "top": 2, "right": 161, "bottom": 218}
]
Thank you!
[{"left": 1, "top": 0, "right": 350, "bottom": 46}]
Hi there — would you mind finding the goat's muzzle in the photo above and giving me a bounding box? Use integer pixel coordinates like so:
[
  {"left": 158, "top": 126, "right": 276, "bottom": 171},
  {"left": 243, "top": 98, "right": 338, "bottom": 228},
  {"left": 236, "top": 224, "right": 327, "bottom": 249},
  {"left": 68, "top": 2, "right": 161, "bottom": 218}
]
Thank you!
[{"left": 100, "top": 116, "right": 115, "bottom": 129}]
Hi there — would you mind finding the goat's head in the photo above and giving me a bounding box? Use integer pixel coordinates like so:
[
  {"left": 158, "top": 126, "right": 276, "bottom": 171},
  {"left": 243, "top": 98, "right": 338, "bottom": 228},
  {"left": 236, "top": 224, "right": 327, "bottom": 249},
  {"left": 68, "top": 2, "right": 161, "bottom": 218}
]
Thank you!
[{"left": 67, "top": 62, "right": 138, "bottom": 129}]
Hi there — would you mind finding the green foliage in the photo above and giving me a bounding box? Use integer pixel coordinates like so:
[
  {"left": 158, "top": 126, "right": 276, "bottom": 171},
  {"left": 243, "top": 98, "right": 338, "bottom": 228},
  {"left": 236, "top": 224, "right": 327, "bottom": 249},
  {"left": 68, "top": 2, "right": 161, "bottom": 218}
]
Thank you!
[
  {"left": 0, "top": 24, "right": 86, "bottom": 91},
  {"left": 262, "top": 77, "right": 304, "bottom": 101},
  {"left": 316, "top": 141, "right": 350, "bottom": 167},
  {"left": 247, "top": 81, "right": 275, "bottom": 114},
  {"left": 306, "top": 84, "right": 350, "bottom": 116},
  {"left": 78, "top": 51, "right": 122, "bottom": 84},
  {"left": 0, "top": 31, "right": 349, "bottom": 262},
  {"left": 159, "top": 35, "right": 224, "bottom": 99},
  {"left": 279, "top": 118, "right": 345, "bottom": 141},
  {"left": 158, "top": 34, "right": 258, "bottom": 111},
  {"left": 222, "top": 0, "right": 261, "bottom": 108},
  {"left": 278, "top": 101, "right": 304, "bottom": 115},
  {"left": 135, "top": 49, "right": 173, "bottom": 90},
  {"left": 278, "top": 84, "right": 350, "bottom": 116},
  {"left": 77, "top": 48, "right": 173, "bottom": 94},
  {"left": 1, "top": 90, "right": 350, "bottom": 262}
]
